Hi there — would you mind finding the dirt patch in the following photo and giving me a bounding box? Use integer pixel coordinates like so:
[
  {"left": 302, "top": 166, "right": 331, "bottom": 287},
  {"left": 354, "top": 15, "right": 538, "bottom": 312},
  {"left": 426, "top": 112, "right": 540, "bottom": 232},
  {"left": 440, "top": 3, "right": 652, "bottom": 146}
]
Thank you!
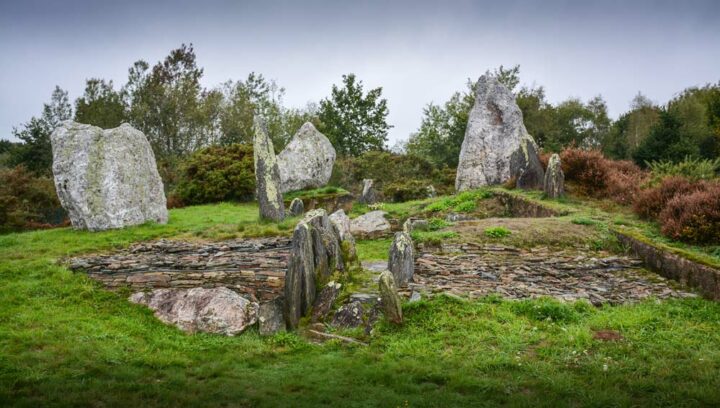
[
  {"left": 448, "top": 217, "right": 601, "bottom": 248},
  {"left": 593, "top": 330, "right": 624, "bottom": 341}
]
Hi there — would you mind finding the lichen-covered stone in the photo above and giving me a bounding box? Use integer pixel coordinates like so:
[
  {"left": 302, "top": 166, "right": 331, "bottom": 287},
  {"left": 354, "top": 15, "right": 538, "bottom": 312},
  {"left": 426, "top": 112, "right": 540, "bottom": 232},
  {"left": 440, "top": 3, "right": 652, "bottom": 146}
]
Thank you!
[
  {"left": 311, "top": 281, "right": 341, "bottom": 323},
  {"left": 288, "top": 197, "right": 304, "bottom": 216},
  {"left": 253, "top": 116, "right": 285, "bottom": 222},
  {"left": 358, "top": 179, "right": 378, "bottom": 204},
  {"left": 456, "top": 75, "right": 544, "bottom": 191},
  {"left": 331, "top": 300, "right": 365, "bottom": 328},
  {"left": 388, "top": 232, "right": 414, "bottom": 287},
  {"left": 50, "top": 121, "right": 167, "bottom": 231},
  {"left": 350, "top": 210, "right": 391, "bottom": 239},
  {"left": 402, "top": 218, "right": 429, "bottom": 234},
  {"left": 543, "top": 153, "right": 565, "bottom": 198},
  {"left": 129, "top": 287, "right": 258, "bottom": 336},
  {"left": 258, "top": 298, "right": 285, "bottom": 336},
  {"left": 329, "top": 209, "right": 357, "bottom": 263},
  {"left": 277, "top": 122, "right": 336, "bottom": 193},
  {"left": 284, "top": 221, "right": 315, "bottom": 329},
  {"left": 379, "top": 271, "right": 403, "bottom": 325}
]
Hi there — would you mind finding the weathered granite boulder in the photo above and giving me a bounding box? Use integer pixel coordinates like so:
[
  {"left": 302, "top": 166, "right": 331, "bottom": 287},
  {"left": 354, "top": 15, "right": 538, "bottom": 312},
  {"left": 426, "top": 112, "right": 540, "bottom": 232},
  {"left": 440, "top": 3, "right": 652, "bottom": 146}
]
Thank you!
[
  {"left": 277, "top": 122, "right": 336, "bottom": 193},
  {"left": 288, "top": 197, "right": 304, "bottom": 216},
  {"left": 350, "top": 211, "right": 391, "bottom": 239},
  {"left": 284, "top": 210, "right": 345, "bottom": 329},
  {"left": 258, "top": 298, "right": 285, "bottom": 336},
  {"left": 388, "top": 232, "right": 414, "bottom": 287},
  {"left": 50, "top": 121, "right": 168, "bottom": 231},
  {"left": 129, "top": 287, "right": 258, "bottom": 336},
  {"left": 253, "top": 116, "right": 285, "bottom": 222},
  {"left": 543, "top": 153, "right": 565, "bottom": 199},
  {"left": 379, "top": 271, "right": 403, "bottom": 325},
  {"left": 331, "top": 300, "right": 365, "bottom": 328},
  {"left": 311, "top": 281, "right": 342, "bottom": 323},
  {"left": 358, "top": 179, "right": 378, "bottom": 204},
  {"left": 456, "top": 75, "right": 544, "bottom": 191}
]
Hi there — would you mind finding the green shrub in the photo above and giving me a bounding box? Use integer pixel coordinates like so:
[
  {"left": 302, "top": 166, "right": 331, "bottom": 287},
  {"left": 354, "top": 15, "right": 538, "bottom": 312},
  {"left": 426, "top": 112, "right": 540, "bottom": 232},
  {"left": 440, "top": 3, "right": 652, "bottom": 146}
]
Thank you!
[
  {"left": 382, "top": 179, "right": 429, "bottom": 202},
  {"left": 0, "top": 165, "right": 65, "bottom": 232},
  {"left": 647, "top": 156, "right": 720, "bottom": 184},
  {"left": 484, "top": 226, "right": 511, "bottom": 238},
  {"left": 175, "top": 144, "right": 255, "bottom": 205},
  {"left": 453, "top": 200, "right": 476, "bottom": 213},
  {"left": 411, "top": 230, "right": 458, "bottom": 245},
  {"left": 427, "top": 217, "right": 450, "bottom": 230},
  {"left": 571, "top": 217, "right": 598, "bottom": 226}
]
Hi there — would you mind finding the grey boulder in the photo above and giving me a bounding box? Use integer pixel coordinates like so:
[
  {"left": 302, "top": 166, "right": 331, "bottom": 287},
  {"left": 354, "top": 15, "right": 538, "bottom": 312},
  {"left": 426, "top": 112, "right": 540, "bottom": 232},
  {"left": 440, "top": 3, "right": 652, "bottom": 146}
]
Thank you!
[
  {"left": 50, "top": 121, "right": 168, "bottom": 231},
  {"left": 277, "top": 122, "right": 336, "bottom": 193},
  {"left": 129, "top": 287, "right": 258, "bottom": 336},
  {"left": 258, "top": 298, "right": 286, "bottom": 336},
  {"left": 456, "top": 74, "right": 544, "bottom": 191},
  {"left": 253, "top": 116, "right": 285, "bottom": 222},
  {"left": 358, "top": 179, "right": 378, "bottom": 204},
  {"left": 288, "top": 197, "right": 304, "bottom": 216},
  {"left": 350, "top": 210, "right": 391, "bottom": 239}
]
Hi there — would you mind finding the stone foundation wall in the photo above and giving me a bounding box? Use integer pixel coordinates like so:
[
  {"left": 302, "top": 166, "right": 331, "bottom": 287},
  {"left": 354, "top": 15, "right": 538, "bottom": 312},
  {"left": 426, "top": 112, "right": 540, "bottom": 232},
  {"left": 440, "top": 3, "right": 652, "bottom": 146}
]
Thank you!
[
  {"left": 614, "top": 231, "right": 720, "bottom": 300},
  {"left": 68, "top": 238, "right": 291, "bottom": 302},
  {"left": 495, "top": 192, "right": 564, "bottom": 218}
]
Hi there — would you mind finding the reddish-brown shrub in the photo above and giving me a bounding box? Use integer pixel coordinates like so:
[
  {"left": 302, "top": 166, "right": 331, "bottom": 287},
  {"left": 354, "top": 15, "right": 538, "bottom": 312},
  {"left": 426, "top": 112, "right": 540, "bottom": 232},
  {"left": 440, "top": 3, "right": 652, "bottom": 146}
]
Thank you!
[
  {"left": 633, "top": 176, "right": 708, "bottom": 220},
  {"left": 560, "top": 148, "right": 608, "bottom": 195},
  {"left": 538, "top": 152, "right": 551, "bottom": 171},
  {"left": 165, "top": 194, "right": 186, "bottom": 209},
  {"left": 659, "top": 182, "right": 720, "bottom": 244},
  {"left": 605, "top": 160, "right": 647, "bottom": 205}
]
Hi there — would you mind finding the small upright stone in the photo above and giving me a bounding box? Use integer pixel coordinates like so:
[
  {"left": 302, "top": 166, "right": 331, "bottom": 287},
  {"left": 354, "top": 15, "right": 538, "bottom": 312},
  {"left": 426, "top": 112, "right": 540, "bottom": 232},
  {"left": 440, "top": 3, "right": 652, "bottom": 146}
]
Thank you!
[
  {"left": 358, "top": 179, "right": 378, "bottom": 204},
  {"left": 378, "top": 271, "right": 403, "bottom": 325},
  {"left": 50, "top": 121, "right": 168, "bottom": 231},
  {"left": 311, "top": 281, "right": 342, "bottom": 323},
  {"left": 288, "top": 197, "right": 304, "bottom": 216},
  {"left": 258, "top": 298, "right": 285, "bottom": 336},
  {"left": 388, "top": 232, "right": 414, "bottom": 287},
  {"left": 253, "top": 116, "right": 285, "bottom": 222},
  {"left": 543, "top": 153, "right": 565, "bottom": 199}
]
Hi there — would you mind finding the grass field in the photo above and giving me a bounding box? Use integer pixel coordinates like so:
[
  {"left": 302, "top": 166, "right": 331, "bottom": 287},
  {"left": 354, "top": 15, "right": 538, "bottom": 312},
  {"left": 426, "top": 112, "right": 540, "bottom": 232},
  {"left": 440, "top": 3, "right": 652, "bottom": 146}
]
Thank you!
[{"left": 2, "top": 200, "right": 720, "bottom": 406}]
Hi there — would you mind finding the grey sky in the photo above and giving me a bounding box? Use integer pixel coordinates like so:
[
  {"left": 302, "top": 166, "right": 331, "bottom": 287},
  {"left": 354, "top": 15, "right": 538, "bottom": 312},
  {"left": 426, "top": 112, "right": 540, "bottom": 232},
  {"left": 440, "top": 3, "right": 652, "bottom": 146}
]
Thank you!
[{"left": 1, "top": 0, "right": 718, "bottom": 144}]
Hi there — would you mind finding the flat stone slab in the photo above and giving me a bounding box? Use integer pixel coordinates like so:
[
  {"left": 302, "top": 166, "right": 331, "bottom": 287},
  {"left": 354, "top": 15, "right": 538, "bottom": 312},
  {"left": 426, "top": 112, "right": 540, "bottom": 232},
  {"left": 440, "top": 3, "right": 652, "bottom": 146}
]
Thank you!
[
  {"left": 69, "top": 237, "right": 291, "bottom": 302},
  {"left": 411, "top": 243, "right": 697, "bottom": 305}
]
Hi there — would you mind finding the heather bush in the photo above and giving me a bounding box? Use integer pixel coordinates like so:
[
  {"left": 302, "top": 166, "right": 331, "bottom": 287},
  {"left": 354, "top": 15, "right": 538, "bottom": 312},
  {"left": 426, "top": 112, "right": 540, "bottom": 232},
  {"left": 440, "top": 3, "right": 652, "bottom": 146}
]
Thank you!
[
  {"left": 632, "top": 176, "right": 707, "bottom": 220},
  {"left": 560, "top": 148, "right": 608, "bottom": 195},
  {"left": 604, "top": 160, "right": 646, "bottom": 205},
  {"left": 659, "top": 182, "right": 720, "bottom": 244},
  {"left": 175, "top": 144, "right": 255, "bottom": 205}
]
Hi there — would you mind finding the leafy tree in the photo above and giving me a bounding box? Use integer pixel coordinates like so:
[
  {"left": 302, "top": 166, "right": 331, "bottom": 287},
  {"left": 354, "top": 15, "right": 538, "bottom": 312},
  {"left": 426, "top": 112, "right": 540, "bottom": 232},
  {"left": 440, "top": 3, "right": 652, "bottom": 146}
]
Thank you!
[
  {"left": 10, "top": 86, "right": 72, "bottom": 174},
  {"left": 516, "top": 85, "right": 554, "bottom": 148},
  {"left": 633, "top": 110, "right": 699, "bottom": 166},
  {"left": 74, "top": 78, "right": 127, "bottom": 128},
  {"left": 318, "top": 74, "right": 391, "bottom": 156},
  {"left": 492, "top": 64, "right": 521, "bottom": 93},
  {"left": 603, "top": 93, "right": 660, "bottom": 159}
]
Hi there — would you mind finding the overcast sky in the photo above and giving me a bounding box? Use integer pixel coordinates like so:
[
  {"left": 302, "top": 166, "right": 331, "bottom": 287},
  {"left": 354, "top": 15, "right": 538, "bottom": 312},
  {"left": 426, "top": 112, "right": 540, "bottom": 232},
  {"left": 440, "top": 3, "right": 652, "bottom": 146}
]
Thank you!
[{"left": 1, "top": 0, "right": 718, "bottom": 144}]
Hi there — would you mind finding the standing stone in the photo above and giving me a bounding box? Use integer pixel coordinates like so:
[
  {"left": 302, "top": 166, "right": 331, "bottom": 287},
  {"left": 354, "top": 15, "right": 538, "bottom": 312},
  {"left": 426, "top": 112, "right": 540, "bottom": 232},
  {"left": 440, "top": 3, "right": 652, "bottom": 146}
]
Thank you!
[
  {"left": 258, "top": 298, "right": 286, "bottom": 336},
  {"left": 129, "top": 287, "right": 258, "bottom": 336},
  {"left": 456, "top": 74, "right": 544, "bottom": 191},
  {"left": 543, "top": 153, "right": 565, "bottom": 199},
  {"left": 253, "top": 116, "right": 285, "bottom": 222},
  {"left": 378, "top": 271, "right": 403, "bottom": 325},
  {"left": 277, "top": 122, "right": 336, "bottom": 193},
  {"left": 288, "top": 197, "right": 304, "bottom": 216},
  {"left": 329, "top": 209, "right": 358, "bottom": 264},
  {"left": 311, "top": 281, "right": 342, "bottom": 323},
  {"left": 358, "top": 179, "right": 378, "bottom": 204},
  {"left": 388, "top": 232, "right": 414, "bottom": 287},
  {"left": 426, "top": 185, "right": 437, "bottom": 198},
  {"left": 284, "top": 210, "right": 346, "bottom": 329},
  {"left": 284, "top": 221, "right": 315, "bottom": 329},
  {"left": 50, "top": 121, "right": 168, "bottom": 231}
]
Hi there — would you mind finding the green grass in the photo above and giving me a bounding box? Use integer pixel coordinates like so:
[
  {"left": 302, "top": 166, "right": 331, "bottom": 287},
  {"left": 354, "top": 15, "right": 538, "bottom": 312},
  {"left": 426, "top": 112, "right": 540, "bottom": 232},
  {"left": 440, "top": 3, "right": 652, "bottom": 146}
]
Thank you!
[
  {"left": 2, "top": 201, "right": 720, "bottom": 406},
  {"left": 283, "top": 186, "right": 348, "bottom": 201},
  {"left": 484, "top": 226, "right": 511, "bottom": 238}
]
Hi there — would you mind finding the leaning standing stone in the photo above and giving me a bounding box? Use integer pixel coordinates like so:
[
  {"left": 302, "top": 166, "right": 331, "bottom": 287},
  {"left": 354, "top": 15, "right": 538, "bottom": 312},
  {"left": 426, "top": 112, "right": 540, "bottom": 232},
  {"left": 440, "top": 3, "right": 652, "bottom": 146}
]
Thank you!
[
  {"left": 284, "top": 221, "right": 315, "bottom": 329},
  {"left": 358, "top": 179, "right": 378, "bottom": 204},
  {"left": 378, "top": 271, "right": 403, "bottom": 325},
  {"left": 50, "top": 121, "right": 168, "bottom": 231},
  {"left": 288, "top": 197, "right": 304, "bottom": 216},
  {"left": 253, "top": 116, "right": 285, "bottom": 222},
  {"left": 388, "top": 231, "right": 414, "bottom": 287},
  {"left": 543, "top": 153, "right": 565, "bottom": 199}
]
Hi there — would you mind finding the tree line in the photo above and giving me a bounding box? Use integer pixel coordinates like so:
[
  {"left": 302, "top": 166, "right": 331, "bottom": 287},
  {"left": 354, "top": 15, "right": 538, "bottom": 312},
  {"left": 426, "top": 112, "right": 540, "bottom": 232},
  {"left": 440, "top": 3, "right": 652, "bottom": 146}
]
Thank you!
[{"left": 2, "top": 47, "right": 718, "bottom": 179}]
